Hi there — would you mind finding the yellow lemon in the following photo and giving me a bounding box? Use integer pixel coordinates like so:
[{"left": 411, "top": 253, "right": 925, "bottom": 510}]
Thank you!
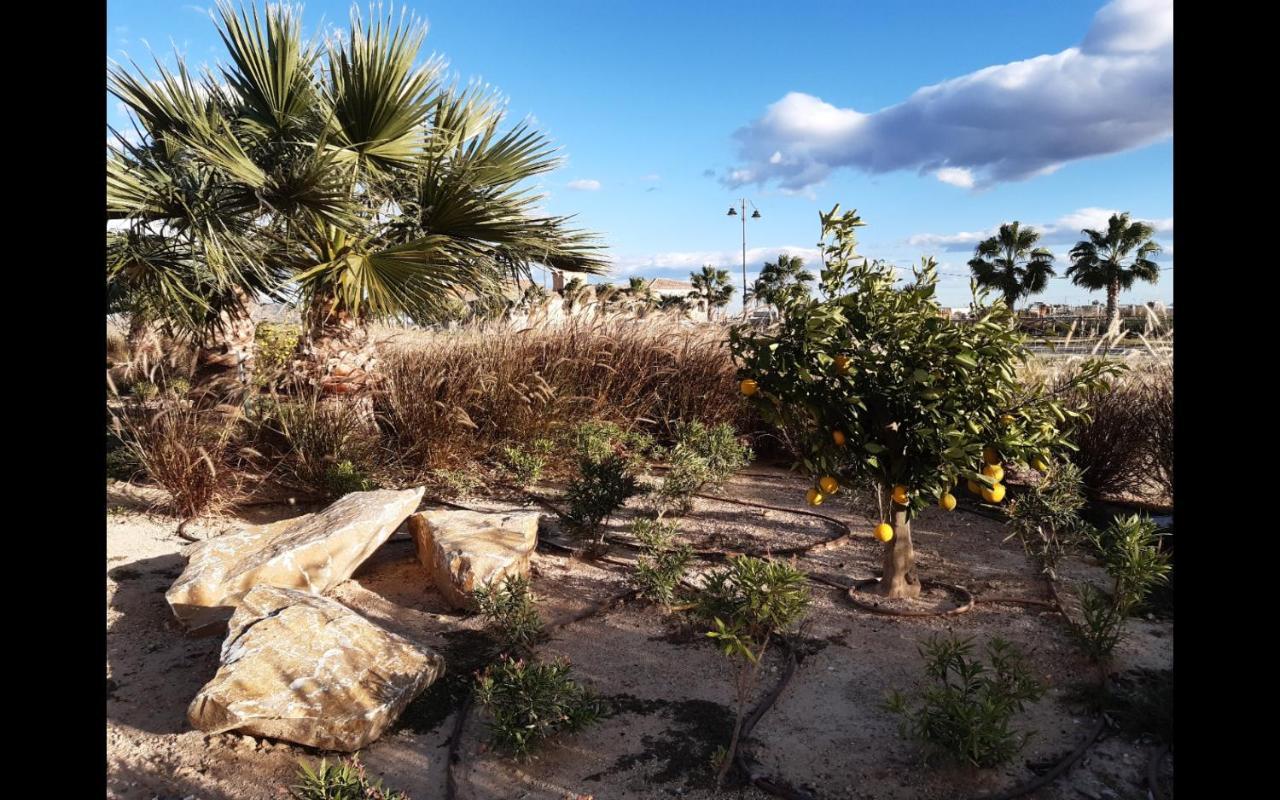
[
  {"left": 981, "top": 483, "right": 1006, "bottom": 503},
  {"left": 1031, "top": 457, "right": 1050, "bottom": 473},
  {"left": 983, "top": 446, "right": 1001, "bottom": 466},
  {"left": 740, "top": 379, "right": 759, "bottom": 396},
  {"left": 834, "top": 355, "right": 850, "bottom": 375},
  {"left": 939, "top": 492, "right": 957, "bottom": 511},
  {"left": 967, "top": 479, "right": 982, "bottom": 495},
  {"left": 1000, "top": 414, "right": 1015, "bottom": 426},
  {"left": 891, "top": 484, "right": 909, "bottom": 505},
  {"left": 819, "top": 475, "right": 839, "bottom": 495},
  {"left": 806, "top": 488, "right": 825, "bottom": 507},
  {"left": 874, "top": 523, "right": 894, "bottom": 543},
  {"left": 981, "top": 464, "right": 1005, "bottom": 482},
  {"left": 832, "top": 430, "right": 847, "bottom": 447}
]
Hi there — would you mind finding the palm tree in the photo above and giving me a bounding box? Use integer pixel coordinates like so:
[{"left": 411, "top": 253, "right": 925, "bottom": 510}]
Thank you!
[
  {"left": 108, "top": 3, "right": 607, "bottom": 398},
  {"left": 656, "top": 294, "right": 689, "bottom": 316},
  {"left": 967, "top": 222, "right": 1055, "bottom": 310},
  {"left": 560, "top": 276, "right": 589, "bottom": 312},
  {"left": 747, "top": 253, "right": 813, "bottom": 315},
  {"left": 516, "top": 282, "right": 551, "bottom": 313},
  {"left": 1066, "top": 213, "right": 1162, "bottom": 335},
  {"left": 625, "top": 277, "right": 658, "bottom": 316},
  {"left": 592, "top": 283, "right": 624, "bottom": 315},
  {"left": 688, "top": 266, "right": 735, "bottom": 322}
]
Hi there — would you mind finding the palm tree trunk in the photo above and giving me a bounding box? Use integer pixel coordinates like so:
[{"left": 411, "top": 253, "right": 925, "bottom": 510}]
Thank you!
[
  {"left": 877, "top": 503, "right": 921, "bottom": 599},
  {"left": 295, "top": 297, "right": 378, "bottom": 397},
  {"left": 191, "top": 286, "right": 257, "bottom": 403},
  {"left": 1105, "top": 282, "right": 1121, "bottom": 336}
]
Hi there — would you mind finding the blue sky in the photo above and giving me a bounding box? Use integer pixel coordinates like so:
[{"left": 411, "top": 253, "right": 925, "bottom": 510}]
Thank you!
[{"left": 107, "top": 0, "right": 1173, "bottom": 310}]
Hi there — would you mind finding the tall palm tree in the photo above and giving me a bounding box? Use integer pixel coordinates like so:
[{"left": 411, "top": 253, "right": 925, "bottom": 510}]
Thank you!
[
  {"left": 560, "top": 276, "right": 589, "bottom": 312},
  {"left": 108, "top": 2, "right": 607, "bottom": 398},
  {"left": 747, "top": 253, "right": 813, "bottom": 314},
  {"left": 1066, "top": 213, "right": 1162, "bottom": 335},
  {"left": 967, "top": 222, "right": 1055, "bottom": 310},
  {"left": 625, "top": 277, "right": 658, "bottom": 316},
  {"left": 656, "top": 294, "right": 690, "bottom": 316},
  {"left": 688, "top": 265, "right": 735, "bottom": 322}
]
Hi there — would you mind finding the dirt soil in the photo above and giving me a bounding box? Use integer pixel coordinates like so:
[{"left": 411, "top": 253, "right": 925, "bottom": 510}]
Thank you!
[{"left": 107, "top": 468, "right": 1172, "bottom": 800}]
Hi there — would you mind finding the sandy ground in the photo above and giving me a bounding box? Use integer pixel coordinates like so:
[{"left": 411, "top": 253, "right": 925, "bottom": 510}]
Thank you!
[{"left": 107, "top": 469, "right": 1171, "bottom": 800}]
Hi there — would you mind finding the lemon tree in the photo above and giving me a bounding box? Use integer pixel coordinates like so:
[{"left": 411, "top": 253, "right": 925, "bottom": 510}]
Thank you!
[{"left": 730, "top": 205, "right": 1119, "bottom": 598}]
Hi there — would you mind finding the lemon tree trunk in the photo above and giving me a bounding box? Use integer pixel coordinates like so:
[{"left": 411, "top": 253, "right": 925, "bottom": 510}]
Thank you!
[{"left": 878, "top": 505, "right": 922, "bottom": 599}]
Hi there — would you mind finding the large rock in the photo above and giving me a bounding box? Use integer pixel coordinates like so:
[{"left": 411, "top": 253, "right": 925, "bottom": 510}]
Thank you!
[
  {"left": 167, "top": 487, "right": 425, "bottom": 630},
  {"left": 188, "top": 585, "right": 443, "bottom": 750},
  {"left": 408, "top": 509, "right": 540, "bottom": 609}
]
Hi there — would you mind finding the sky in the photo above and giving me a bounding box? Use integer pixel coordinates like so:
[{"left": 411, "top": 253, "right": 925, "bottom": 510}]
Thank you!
[{"left": 106, "top": 0, "right": 1173, "bottom": 311}]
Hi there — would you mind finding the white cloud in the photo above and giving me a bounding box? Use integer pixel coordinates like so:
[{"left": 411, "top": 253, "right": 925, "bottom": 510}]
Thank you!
[
  {"left": 934, "top": 167, "right": 974, "bottom": 189},
  {"left": 567, "top": 178, "right": 602, "bottom": 191},
  {"left": 907, "top": 208, "right": 1174, "bottom": 253},
  {"left": 724, "top": 0, "right": 1172, "bottom": 190}
]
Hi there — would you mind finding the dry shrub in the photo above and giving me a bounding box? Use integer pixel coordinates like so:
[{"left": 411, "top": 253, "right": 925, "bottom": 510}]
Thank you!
[
  {"left": 110, "top": 393, "right": 243, "bottom": 517},
  {"left": 248, "top": 389, "right": 382, "bottom": 497},
  {"left": 1055, "top": 356, "right": 1172, "bottom": 501},
  {"left": 375, "top": 316, "right": 747, "bottom": 474}
]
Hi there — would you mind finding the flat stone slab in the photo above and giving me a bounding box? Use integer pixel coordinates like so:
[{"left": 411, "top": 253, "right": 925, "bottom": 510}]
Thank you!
[
  {"left": 167, "top": 487, "right": 425, "bottom": 630},
  {"left": 188, "top": 585, "right": 444, "bottom": 751},
  {"left": 408, "top": 509, "right": 540, "bottom": 609}
]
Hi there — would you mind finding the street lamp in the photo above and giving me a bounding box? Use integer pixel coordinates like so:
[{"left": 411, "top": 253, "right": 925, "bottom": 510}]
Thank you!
[{"left": 727, "top": 199, "right": 761, "bottom": 317}]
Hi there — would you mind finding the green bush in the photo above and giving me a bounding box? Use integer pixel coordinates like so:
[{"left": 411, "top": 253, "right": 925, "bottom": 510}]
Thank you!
[
  {"left": 562, "top": 455, "right": 642, "bottom": 544},
  {"left": 1005, "top": 461, "right": 1093, "bottom": 579},
  {"left": 1073, "top": 514, "right": 1171, "bottom": 661},
  {"left": 255, "top": 322, "right": 302, "bottom": 388},
  {"left": 698, "top": 556, "right": 811, "bottom": 786},
  {"left": 653, "top": 422, "right": 752, "bottom": 516},
  {"left": 472, "top": 575, "right": 545, "bottom": 655},
  {"left": 631, "top": 519, "right": 693, "bottom": 607},
  {"left": 885, "top": 635, "right": 1044, "bottom": 768},
  {"left": 474, "top": 655, "right": 605, "bottom": 758},
  {"left": 500, "top": 438, "right": 554, "bottom": 487},
  {"left": 428, "top": 466, "right": 483, "bottom": 499},
  {"left": 132, "top": 380, "right": 159, "bottom": 401},
  {"left": 288, "top": 754, "right": 408, "bottom": 800},
  {"left": 324, "top": 460, "right": 378, "bottom": 497}
]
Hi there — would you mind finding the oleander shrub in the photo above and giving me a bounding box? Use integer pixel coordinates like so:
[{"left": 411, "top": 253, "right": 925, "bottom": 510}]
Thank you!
[
  {"left": 631, "top": 519, "right": 694, "bottom": 607},
  {"left": 499, "top": 438, "right": 554, "bottom": 487},
  {"left": 1005, "top": 461, "right": 1093, "bottom": 579},
  {"left": 885, "top": 635, "right": 1044, "bottom": 768},
  {"left": 1074, "top": 514, "right": 1172, "bottom": 661},
  {"left": 653, "top": 421, "right": 752, "bottom": 516},
  {"left": 474, "top": 655, "right": 605, "bottom": 758},
  {"left": 472, "top": 575, "right": 545, "bottom": 656}
]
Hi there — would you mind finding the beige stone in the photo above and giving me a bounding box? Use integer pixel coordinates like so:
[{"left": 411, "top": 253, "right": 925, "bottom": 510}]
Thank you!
[
  {"left": 167, "top": 487, "right": 425, "bottom": 630},
  {"left": 188, "top": 585, "right": 443, "bottom": 751},
  {"left": 408, "top": 509, "right": 540, "bottom": 609}
]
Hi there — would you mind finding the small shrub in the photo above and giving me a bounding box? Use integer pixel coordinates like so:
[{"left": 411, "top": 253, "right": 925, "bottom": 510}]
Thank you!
[
  {"left": 474, "top": 655, "right": 605, "bottom": 757},
  {"left": 132, "top": 380, "right": 159, "bottom": 401},
  {"left": 428, "top": 466, "right": 483, "bottom": 499},
  {"left": 631, "top": 519, "right": 693, "bottom": 606},
  {"left": 110, "top": 396, "right": 242, "bottom": 517},
  {"left": 562, "top": 454, "right": 642, "bottom": 544},
  {"left": 324, "top": 459, "right": 378, "bottom": 497},
  {"left": 165, "top": 376, "right": 191, "bottom": 397},
  {"left": 1146, "top": 363, "right": 1173, "bottom": 499},
  {"left": 254, "top": 396, "right": 380, "bottom": 498},
  {"left": 885, "top": 636, "right": 1045, "bottom": 768},
  {"left": 472, "top": 575, "right": 545, "bottom": 655},
  {"left": 255, "top": 322, "right": 302, "bottom": 389},
  {"left": 697, "top": 556, "right": 811, "bottom": 786},
  {"left": 653, "top": 421, "right": 752, "bottom": 515},
  {"left": 1005, "top": 461, "right": 1093, "bottom": 579},
  {"left": 500, "top": 438, "right": 554, "bottom": 487},
  {"left": 106, "top": 428, "right": 140, "bottom": 482},
  {"left": 288, "top": 754, "right": 408, "bottom": 800},
  {"left": 1073, "top": 514, "right": 1171, "bottom": 661}
]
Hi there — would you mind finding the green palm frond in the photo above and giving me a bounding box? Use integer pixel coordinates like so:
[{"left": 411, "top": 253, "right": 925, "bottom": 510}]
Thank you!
[
  {"left": 323, "top": 5, "right": 438, "bottom": 173},
  {"left": 214, "top": 1, "right": 319, "bottom": 140}
]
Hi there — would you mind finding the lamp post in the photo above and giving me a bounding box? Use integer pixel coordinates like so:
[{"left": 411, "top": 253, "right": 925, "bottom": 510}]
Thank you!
[{"left": 727, "top": 199, "right": 761, "bottom": 317}]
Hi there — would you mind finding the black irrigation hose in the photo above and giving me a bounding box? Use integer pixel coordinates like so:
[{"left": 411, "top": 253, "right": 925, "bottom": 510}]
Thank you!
[
  {"left": 967, "top": 716, "right": 1107, "bottom": 800},
  {"left": 731, "top": 643, "right": 818, "bottom": 800}
]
